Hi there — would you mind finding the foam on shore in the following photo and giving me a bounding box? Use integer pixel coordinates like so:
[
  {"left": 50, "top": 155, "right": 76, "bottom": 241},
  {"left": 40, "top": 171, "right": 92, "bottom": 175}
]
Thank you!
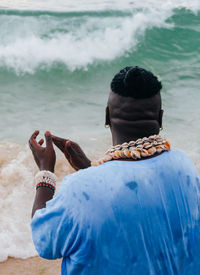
[{"left": 0, "top": 142, "right": 75, "bottom": 261}]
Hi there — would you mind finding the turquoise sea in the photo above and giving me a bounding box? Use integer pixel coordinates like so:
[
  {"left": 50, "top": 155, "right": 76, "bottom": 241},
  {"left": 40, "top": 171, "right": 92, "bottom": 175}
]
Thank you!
[{"left": 0, "top": 0, "right": 200, "bottom": 261}]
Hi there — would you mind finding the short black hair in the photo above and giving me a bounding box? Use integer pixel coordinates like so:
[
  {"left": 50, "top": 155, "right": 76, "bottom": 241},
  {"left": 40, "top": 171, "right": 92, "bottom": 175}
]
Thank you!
[{"left": 110, "top": 66, "right": 162, "bottom": 99}]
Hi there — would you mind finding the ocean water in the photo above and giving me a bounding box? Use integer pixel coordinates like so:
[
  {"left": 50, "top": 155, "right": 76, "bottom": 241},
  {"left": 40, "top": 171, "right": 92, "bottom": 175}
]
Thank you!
[{"left": 0, "top": 0, "right": 200, "bottom": 262}]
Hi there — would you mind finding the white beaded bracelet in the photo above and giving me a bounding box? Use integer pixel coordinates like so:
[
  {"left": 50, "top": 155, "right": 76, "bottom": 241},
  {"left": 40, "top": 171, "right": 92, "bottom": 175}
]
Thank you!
[{"left": 35, "top": 170, "right": 57, "bottom": 189}]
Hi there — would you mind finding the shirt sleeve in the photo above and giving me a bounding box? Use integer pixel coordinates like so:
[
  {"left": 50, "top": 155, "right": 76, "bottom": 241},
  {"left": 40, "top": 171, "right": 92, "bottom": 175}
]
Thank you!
[{"left": 30, "top": 180, "right": 80, "bottom": 260}]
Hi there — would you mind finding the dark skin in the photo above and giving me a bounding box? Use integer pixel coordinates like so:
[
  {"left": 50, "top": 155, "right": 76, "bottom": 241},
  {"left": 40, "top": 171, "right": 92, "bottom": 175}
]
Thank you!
[
  {"left": 29, "top": 131, "right": 91, "bottom": 217},
  {"left": 29, "top": 130, "right": 56, "bottom": 217},
  {"left": 51, "top": 136, "right": 91, "bottom": 170},
  {"left": 106, "top": 91, "right": 163, "bottom": 145},
  {"left": 29, "top": 91, "right": 163, "bottom": 217}
]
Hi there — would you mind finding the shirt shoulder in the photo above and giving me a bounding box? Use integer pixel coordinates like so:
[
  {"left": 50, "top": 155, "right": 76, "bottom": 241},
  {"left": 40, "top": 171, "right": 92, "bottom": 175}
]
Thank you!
[{"left": 60, "top": 148, "right": 198, "bottom": 188}]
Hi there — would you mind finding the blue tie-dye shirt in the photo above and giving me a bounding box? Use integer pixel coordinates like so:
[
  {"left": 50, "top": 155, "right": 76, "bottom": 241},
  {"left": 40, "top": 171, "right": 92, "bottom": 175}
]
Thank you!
[{"left": 31, "top": 149, "right": 200, "bottom": 274}]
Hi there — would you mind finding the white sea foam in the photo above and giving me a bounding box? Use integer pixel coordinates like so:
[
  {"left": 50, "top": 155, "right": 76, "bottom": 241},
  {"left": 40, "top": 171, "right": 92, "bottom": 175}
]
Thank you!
[
  {"left": 0, "top": 142, "right": 76, "bottom": 262},
  {"left": 0, "top": 1, "right": 199, "bottom": 74},
  {"left": 0, "top": 9, "right": 173, "bottom": 74},
  {"left": 0, "top": 143, "right": 36, "bottom": 261},
  {"left": 1, "top": 0, "right": 200, "bottom": 12}
]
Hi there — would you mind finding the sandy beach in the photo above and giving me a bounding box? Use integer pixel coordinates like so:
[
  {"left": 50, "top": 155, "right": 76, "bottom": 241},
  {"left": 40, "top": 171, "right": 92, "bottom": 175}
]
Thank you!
[{"left": 0, "top": 257, "right": 61, "bottom": 275}]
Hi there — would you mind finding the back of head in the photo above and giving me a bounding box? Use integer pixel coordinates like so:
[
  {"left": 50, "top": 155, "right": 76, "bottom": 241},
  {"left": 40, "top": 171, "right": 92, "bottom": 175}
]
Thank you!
[
  {"left": 111, "top": 66, "right": 162, "bottom": 99},
  {"left": 108, "top": 66, "right": 163, "bottom": 143}
]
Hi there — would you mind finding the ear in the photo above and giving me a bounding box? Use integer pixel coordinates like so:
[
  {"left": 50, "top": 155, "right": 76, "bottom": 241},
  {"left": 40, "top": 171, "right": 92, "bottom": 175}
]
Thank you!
[
  {"left": 158, "top": 109, "right": 163, "bottom": 128},
  {"left": 105, "top": 106, "right": 111, "bottom": 126}
]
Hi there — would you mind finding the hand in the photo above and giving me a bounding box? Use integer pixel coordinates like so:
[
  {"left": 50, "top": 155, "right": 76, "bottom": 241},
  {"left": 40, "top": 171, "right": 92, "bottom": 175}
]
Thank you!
[
  {"left": 52, "top": 135, "right": 91, "bottom": 171},
  {"left": 29, "top": 130, "right": 56, "bottom": 172}
]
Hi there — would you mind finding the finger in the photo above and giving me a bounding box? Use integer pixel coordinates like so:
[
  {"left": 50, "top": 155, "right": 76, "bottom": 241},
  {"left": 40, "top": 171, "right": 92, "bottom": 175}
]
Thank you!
[
  {"left": 29, "top": 141, "right": 34, "bottom": 150},
  {"left": 65, "top": 140, "right": 73, "bottom": 152},
  {"left": 64, "top": 140, "right": 72, "bottom": 158},
  {"left": 45, "top": 131, "right": 53, "bottom": 149},
  {"left": 29, "top": 130, "right": 41, "bottom": 149},
  {"left": 30, "top": 130, "right": 39, "bottom": 140},
  {"left": 29, "top": 141, "right": 42, "bottom": 151},
  {"left": 38, "top": 139, "right": 44, "bottom": 146},
  {"left": 65, "top": 141, "right": 91, "bottom": 170},
  {"left": 52, "top": 135, "right": 68, "bottom": 152},
  {"left": 65, "top": 141, "right": 79, "bottom": 170},
  {"left": 65, "top": 141, "right": 86, "bottom": 160}
]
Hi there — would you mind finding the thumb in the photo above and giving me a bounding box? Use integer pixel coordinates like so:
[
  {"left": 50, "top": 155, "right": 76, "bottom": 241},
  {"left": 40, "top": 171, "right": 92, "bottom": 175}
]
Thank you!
[
  {"left": 52, "top": 135, "right": 67, "bottom": 153},
  {"left": 65, "top": 140, "right": 74, "bottom": 156},
  {"left": 65, "top": 140, "right": 80, "bottom": 171},
  {"left": 45, "top": 131, "right": 53, "bottom": 148}
]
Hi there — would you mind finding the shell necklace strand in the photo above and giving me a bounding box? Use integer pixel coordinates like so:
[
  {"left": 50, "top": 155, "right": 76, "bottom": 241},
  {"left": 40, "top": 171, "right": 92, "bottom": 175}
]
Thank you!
[{"left": 91, "top": 134, "right": 171, "bottom": 166}]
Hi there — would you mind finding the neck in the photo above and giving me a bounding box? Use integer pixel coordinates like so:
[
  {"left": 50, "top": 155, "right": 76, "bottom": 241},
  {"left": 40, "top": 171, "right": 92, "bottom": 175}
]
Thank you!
[
  {"left": 111, "top": 121, "right": 160, "bottom": 146},
  {"left": 112, "top": 135, "right": 143, "bottom": 146}
]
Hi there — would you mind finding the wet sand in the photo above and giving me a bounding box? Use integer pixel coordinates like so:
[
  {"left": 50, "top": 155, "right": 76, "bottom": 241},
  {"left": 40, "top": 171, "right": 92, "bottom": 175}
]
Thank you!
[{"left": 0, "top": 257, "right": 61, "bottom": 275}]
